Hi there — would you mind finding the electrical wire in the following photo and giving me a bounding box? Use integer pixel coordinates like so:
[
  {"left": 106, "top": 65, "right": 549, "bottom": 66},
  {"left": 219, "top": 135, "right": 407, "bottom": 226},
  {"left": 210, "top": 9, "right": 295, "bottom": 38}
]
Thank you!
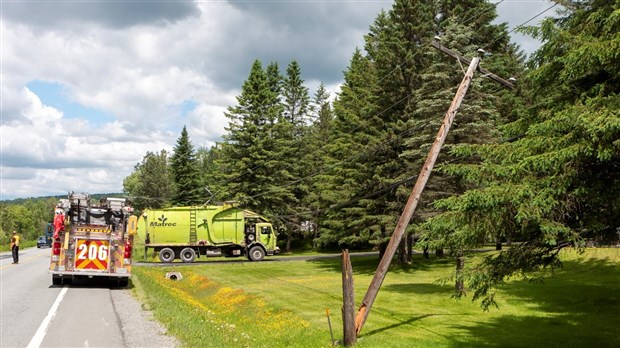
[
  {"left": 459, "top": 0, "right": 506, "bottom": 26},
  {"left": 211, "top": 1, "right": 513, "bottom": 199},
  {"left": 483, "top": 2, "right": 559, "bottom": 50}
]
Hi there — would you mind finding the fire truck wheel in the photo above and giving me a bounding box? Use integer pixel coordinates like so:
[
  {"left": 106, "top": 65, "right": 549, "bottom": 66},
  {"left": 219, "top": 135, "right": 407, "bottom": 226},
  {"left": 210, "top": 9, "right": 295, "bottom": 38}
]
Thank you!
[
  {"left": 248, "top": 246, "right": 265, "bottom": 261},
  {"left": 180, "top": 247, "right": 196, "bottom": 263},
  {"left": 159, "top": 248, "right": 175, "bottom": 263}
]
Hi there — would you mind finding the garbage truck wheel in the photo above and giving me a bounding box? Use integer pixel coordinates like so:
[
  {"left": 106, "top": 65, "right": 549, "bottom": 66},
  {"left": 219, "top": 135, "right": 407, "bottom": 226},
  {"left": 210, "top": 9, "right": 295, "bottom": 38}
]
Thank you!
[
  {"left": 180, "top": 247, "right": 196, "bottom": 263},
  {"left": 248, "top": 246, "right": 265, "bottom": 261},
  {"left": 159, "top": 248, "right": 175, "bottom": 263}
]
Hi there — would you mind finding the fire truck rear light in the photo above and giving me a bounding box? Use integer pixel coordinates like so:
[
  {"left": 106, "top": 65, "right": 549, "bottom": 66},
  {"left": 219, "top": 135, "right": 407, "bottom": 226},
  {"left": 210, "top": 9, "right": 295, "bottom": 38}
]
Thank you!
[
  {"left": 124, "top": 240, "right": 132, "bottom": 259},
  {"left": 53, "top": 241, "right": 61, "bottom": 256},
  {"left": 52, "top": 255, "right": 59, "bottom": 262}
]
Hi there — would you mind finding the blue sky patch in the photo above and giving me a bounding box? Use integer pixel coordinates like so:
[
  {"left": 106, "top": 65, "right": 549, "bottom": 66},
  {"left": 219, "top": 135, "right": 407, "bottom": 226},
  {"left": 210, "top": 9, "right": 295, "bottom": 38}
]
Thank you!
[
  {"left": 180, "top": 100, "right": 197, "bottom": 116},
  {"left": 27, "top": 80, "right": 115, "bottom": 125}
]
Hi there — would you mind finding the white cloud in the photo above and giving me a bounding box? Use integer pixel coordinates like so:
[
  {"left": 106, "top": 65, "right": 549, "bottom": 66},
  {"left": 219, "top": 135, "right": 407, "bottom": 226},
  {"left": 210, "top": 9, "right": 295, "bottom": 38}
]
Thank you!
[
  {"left": 1, "top": 0, "right": 555, "bottom": 200},
  {"left": 0, "top": 89, "right": 172, "bottom": 198}
]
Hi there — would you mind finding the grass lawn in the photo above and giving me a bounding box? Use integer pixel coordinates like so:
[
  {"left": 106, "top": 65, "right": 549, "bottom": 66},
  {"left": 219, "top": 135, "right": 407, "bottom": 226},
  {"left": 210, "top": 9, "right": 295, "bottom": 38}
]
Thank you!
[{"left": 132, "top": 248, "right": 619, "bottom": 347}]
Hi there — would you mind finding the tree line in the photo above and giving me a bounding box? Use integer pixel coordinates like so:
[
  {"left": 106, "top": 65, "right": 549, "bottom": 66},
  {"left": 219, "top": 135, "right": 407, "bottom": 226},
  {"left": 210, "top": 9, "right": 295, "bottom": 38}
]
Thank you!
[
  {"left": 0, "top": 198, "right": 58, "bottom": 245},
  {"left": 0, "top": 193, "right": 123, "bottom": 245}
]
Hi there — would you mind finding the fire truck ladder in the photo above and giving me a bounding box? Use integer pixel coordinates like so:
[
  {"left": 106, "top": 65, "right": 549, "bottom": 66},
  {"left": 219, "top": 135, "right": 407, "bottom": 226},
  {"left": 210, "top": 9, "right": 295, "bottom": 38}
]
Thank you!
[{"left": 189, "top": 209, "right": 197, "bottom": 244}]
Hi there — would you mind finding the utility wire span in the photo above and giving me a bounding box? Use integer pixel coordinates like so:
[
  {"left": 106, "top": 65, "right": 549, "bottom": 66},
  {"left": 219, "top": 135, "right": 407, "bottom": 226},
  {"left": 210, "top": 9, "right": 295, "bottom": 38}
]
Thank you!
[
  {"left": 484, "top": 2, "right": 559, "bottom": 50},
  {"left": 505, "top": 2, "right": 558, "bottom": 37},
  {"left": 211, "top": 4, "right": 508, "bottom": 201},
  {"left": 216, "top": 88, "right": 418, "bottom": 204},
  {"left": 459, "top": 0, "right": 506, "bottom": 26},
  {"left": 134, "top": 7, "right": 507, "bottom": 208},
  {"left": 213, "top": 4, "right": 502, "bottom": 197},
  {"left": 243, "top": 115, "right": 428, "bottom": 203},
  {"left": 209, "top": 70, "right": 411, "bottom": 197}
]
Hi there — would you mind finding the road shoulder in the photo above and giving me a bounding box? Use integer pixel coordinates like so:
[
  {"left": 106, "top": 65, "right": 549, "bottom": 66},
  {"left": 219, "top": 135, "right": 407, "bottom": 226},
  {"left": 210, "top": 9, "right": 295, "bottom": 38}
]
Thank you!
[{"left": 111, "top": 278, "right": 180, "bottom": 348}]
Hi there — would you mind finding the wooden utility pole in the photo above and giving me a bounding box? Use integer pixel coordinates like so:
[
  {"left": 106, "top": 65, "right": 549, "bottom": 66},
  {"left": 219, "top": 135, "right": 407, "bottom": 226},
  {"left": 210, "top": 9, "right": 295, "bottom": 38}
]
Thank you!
[{"left": 354, "top": 48, "right": 483, "bottom": 336}]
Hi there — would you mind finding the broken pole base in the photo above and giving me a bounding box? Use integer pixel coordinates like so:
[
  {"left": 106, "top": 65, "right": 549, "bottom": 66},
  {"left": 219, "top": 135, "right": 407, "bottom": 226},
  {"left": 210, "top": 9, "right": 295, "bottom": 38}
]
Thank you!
[{"left": 342, "top": 249, "right": 356, "bottom": 346}]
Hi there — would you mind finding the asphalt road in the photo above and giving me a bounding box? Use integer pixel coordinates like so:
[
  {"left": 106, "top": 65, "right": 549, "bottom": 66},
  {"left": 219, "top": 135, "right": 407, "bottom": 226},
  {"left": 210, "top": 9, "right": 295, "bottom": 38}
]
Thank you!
[{"left": 0, "top": 246, "right": 178, "bottom": 348}]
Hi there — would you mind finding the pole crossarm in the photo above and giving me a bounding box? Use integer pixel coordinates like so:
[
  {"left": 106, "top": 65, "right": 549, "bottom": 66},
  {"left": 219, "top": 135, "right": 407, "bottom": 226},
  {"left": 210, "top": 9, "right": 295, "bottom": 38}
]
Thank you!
[{"left": 430, "top": 40, "right": 515, "bottom": 90}]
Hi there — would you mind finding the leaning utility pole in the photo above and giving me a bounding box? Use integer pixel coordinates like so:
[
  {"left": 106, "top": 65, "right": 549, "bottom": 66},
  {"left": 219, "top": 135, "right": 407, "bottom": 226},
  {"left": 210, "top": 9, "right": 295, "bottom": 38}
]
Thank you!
[{"left": 354, "top": 41, "right": 513, "bottom": 336}]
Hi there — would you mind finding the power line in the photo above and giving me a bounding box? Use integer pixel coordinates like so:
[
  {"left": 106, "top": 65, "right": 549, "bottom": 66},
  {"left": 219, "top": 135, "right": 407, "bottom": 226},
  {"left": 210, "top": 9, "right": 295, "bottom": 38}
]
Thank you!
[
  {"left": 135, "top": 6, "right": 509, "bottom": 212},
  {"left": 459, "top": 0, "right": 506, "bottom": 26},
  {"left": 212, "top": 3, "right": 511, "bottom": 200},
  {"left": 484, "top": 2, "right": 559, "bottom": 50}
]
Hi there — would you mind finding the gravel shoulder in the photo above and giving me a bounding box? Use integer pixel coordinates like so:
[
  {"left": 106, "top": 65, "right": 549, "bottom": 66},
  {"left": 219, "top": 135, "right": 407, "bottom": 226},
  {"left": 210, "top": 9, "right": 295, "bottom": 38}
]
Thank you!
[{"left": 111, "top": 279, "right": 180, "bottom": 348}]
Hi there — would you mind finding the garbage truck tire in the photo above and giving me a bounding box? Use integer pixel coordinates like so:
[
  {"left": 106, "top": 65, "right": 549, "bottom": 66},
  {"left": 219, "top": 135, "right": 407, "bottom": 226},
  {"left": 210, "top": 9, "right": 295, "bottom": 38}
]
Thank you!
[
  {"left": 248, "top": 246, "right": 265, "bottom": 261},
  {"left": 180, "top": 247, "right": 196, "bottom": 263},
  {"left": 159, "top": 248, "right": 175, "bottom": 263}
]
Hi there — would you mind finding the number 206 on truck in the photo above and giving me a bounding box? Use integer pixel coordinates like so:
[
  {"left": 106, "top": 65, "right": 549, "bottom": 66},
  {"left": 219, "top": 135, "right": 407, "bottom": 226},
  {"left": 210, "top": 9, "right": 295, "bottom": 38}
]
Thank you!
[{"left": 49, "top": 193, "right": 136, "bottom": 287}]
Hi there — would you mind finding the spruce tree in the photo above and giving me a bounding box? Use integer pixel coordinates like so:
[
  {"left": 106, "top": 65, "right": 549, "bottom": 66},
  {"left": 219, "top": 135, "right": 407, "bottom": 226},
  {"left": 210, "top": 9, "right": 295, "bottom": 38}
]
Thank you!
[
  {"left": 279, "top": 60, "right": 312, "bottom": 251},
  {"left": 170, "top": 126, "right": 203, "bottom": 206},
  {"left": 305, "top": 82, "right": 334, "bottom": 245},
  {"left": 218, "top": 60, "right": 270, "bottom": 207},
  {"left": 317, "top": 48, "right": 380, "bottom": 249},
  {"left": 364, "top": 0, "right": 437, "bottom": 259},
  {"left": 425, "top": 0, "right": 619, "bottom": 308},
  {"left": 218, "top": 60, "right": 295, "bottom": 221},
  {"left": 317, "top": 2, "right": 436, "bottom": 251}
]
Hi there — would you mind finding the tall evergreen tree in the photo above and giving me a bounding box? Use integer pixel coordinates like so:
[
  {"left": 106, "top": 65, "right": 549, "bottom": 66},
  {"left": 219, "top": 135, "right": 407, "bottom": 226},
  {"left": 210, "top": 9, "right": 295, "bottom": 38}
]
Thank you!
[
  {"left": 170, "top": 126, "right": 203, "bottom": 206},
  {"left": 218, "top": 60, "right": 295, "bottom": 222},
  {"left": 425, "top": 0, "right": 619, "bottom": 308},
  {"left": 218, "top": 60, "right": 270, "bottom": 206},
  {"left": 363, "top": 0, "right": 437, "bottom": 258},
  {"left": 317, "top": 2, "right": 435, "bottom": 251},
  {"left": 282, "top": 60, "right": 310, "bottom": 128},
  {"left": 311, "top": 82, "right": 333, "bottom": 130},
  {"left": 279, "top": 60, "right": 312, "bottom": 251},
  {"left": 306, "top": 82, "right": 334, "bottom": 244},
  {"left": 317, "top": 48, "right": 381, "bottom": 249}
]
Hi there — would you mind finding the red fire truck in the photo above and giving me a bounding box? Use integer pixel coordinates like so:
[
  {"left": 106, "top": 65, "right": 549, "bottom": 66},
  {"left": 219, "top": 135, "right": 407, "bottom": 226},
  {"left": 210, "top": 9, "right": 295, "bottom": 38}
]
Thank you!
[{"left": 49, "top": 193, "right": 136, "bottom": 287}]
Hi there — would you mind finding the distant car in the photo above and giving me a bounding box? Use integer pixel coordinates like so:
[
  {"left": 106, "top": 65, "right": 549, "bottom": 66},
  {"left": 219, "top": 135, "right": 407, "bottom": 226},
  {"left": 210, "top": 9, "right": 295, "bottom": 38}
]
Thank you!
[{"left": 37, "top": 236, "right": 50, "bottom": 248}]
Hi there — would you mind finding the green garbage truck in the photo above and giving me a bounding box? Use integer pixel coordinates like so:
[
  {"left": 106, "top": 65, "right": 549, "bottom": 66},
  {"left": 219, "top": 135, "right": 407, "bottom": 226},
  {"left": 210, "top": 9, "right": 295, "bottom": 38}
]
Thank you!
[{"left": 137, "top": 204, "right": 279, "bottom": 262}]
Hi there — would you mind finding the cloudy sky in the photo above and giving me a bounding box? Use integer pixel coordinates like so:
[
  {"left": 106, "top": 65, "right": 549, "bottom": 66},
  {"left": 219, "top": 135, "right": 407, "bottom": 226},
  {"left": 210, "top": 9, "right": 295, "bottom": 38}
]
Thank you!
[{"left": 1, "top": 0, "right": 557, "bottom": 200}]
